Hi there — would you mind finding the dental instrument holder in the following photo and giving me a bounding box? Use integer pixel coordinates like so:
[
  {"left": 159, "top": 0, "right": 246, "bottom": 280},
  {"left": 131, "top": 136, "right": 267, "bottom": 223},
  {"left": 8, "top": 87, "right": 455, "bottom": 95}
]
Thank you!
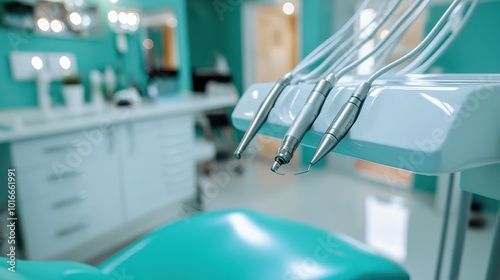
[
  {"left": 232, "top": 74, "right": 500, "bottom": 279},
  {"left": 234, "top": 73, "right": 293, "bottom": 159}
]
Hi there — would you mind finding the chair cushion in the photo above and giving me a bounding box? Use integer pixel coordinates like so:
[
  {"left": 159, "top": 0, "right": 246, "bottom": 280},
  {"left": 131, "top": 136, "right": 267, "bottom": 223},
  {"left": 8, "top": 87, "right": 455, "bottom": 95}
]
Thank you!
[
  {"left": 99, "top": 209, "right": 409, "bottom": 280},
  {"left": 0, "top": 258, "right": 108, "bottom": 280}
]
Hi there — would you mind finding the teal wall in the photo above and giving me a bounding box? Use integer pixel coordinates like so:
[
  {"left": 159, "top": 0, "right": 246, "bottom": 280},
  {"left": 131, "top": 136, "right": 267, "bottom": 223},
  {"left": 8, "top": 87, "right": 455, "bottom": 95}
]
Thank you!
[
  {"left": 427, "top": 1, "right": 500, "bottom": 73},
  {"left": 218, "top": 5, "right": 243, "bottom": 95},
  {"left": 301, "top": 0, "right": 334, "bottom": 56},
  {"left": 0, "top": 0, "right": 191, "bottom": 109},
  {"left": 426, "top": 1, "right": 500, "bottom": 211},
  {"left": 187, "top": 0, "right": 243, "bottom": 94}
]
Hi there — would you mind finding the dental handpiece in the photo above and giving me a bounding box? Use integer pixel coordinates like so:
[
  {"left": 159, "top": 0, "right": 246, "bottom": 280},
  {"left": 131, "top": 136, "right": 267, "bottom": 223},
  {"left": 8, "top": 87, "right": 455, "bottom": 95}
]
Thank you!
[
  {"left": 308, "top": 82, "right": 371, "bottom": 167},
  {"left": 234, "top": 73, "right": 293, "bottom": 159},
  {"left": 271, "top": 74, "right": 336, "bottom": 175}
]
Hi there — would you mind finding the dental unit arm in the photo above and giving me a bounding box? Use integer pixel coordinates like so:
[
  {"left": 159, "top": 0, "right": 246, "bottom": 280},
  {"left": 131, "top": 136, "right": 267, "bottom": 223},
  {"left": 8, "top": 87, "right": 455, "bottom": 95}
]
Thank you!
[
  {"left": 235, "top": 0, "right": 478, "bottom": 176},
  {"left": 305, "top": 0, "right": 463, "bottom": 171},
  {"left": 234, "top": 0, "right": 380, "bottom": 159},
  {"left": 271, "top": 0, "right": 428, "bottom": 175}
]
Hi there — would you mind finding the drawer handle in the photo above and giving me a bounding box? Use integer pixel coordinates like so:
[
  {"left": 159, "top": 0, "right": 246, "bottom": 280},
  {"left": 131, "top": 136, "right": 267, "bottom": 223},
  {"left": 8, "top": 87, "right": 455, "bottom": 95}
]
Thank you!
[
  {"left": 158, "top": 131, "right": 190, "bottom": 138},
  {"left": 163, "top": 158, "right": 189, "bottom": 166},
  {"left": 165, "top": 177, "right": 187, "bottom": 185},
  {"left": 44, "top": 145, "right": 70, "bottom": 154},
  {"left": 52, "top": 191, "right": 87, "bottom": 209},
  {"left": 56, "top": 218, "right": 89, "bottom": 238},
  {"left": 160, "top": 137, "right": 188, "bottom": 146},
  {"left": 47, "top": 169, "right": 83, "bottom": 182},
  {"left": 44, "top": 139, "right": 83, "bottom": 154},
  {"left": 163, "top": 149, "right": 185, "bottom": 157},
  {"left": 127, "top": 124, "right": 135, "bottom": 155},
  {"left": 163, "top": 167, "right": 187, "bottom": 175},
  {"left": 108, "top": 131, "right": 115, "bottom": 155}
]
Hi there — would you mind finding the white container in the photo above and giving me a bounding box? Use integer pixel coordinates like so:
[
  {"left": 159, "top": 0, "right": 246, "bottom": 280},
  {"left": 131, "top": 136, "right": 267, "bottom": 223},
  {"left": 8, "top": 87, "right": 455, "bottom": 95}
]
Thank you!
[{"left": 62, "top": 84, "right": 84, "bottom": 114}]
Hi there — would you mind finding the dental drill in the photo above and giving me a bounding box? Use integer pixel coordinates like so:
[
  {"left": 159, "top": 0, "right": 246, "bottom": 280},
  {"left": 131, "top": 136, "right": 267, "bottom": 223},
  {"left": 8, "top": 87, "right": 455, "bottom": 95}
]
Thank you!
[
  {"left": 301, "top": 0, "right": 463, "bottom": 173},
  {"left": 233, "top": 73, "right": 293, "bottom": 160},
  {"left": 233, "top": 0, "right": 378, "bottom": 159},
  {"left": 271, "top": 74, "right": 336, "bottom": 175},
  {"left": 271, "top": 0, "right": 427, "bottom": 175}
]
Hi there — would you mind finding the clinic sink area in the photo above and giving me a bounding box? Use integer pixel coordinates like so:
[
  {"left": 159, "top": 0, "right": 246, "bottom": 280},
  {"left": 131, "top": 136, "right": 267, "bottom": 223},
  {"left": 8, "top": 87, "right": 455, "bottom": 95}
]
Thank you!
[
  {"left": 0, "top": 93, "right": 237, "bottom": 144},
  {"left": 0, "top": 106, "right": 99, "bottom": 128},
  {"left": 0, "top": 105, "right": 106, "bottom": 135}
]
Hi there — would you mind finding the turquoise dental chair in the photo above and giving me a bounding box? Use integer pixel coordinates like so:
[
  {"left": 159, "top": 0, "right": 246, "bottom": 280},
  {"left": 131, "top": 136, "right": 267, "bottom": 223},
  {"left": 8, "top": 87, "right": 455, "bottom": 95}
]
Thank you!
[{"left": 0, "top": 209, "right": 409, "bottom": 279}]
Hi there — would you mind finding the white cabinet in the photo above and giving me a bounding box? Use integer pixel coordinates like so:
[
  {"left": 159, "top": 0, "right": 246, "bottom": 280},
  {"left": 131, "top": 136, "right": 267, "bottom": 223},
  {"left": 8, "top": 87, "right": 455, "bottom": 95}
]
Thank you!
[
  {"left": 118, "top": 115, "right": 196, "bottom": 221},
  {"left": 8, "top": 115, "right": 196, "bottom": 260},
  {"left": 12, "top": 130, "right": 124, "bottom": 260}
]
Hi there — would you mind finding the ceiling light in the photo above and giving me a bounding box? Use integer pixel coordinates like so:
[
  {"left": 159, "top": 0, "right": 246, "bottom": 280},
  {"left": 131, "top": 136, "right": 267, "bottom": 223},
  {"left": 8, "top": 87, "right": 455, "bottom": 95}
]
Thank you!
[
  {"left": 37, "top": 18, "right": 50, "bottom": 31},
  {"left": 142, "top": 38, "right": 154, "bottom": 50},
  {"left": 166, "top": 17, "right": 178, "bottom": 28},
  {"left": 126, "top": 12, "right": 138, "bottom": 26},
  {"left": 69, "top": 12, "right": 82, "bottom": 25},
  {"left": 59, "top": 56, "right": 71, "bottom": 70},
  {"left": 31, "top": 56, "right": 43, "bottom": 70},
  {"left": 50, "top": 19, "right": 63, "bottom": 33},
  {"left": 380, "top": 29, "right": 389, "bottom": 39},
  {"left": 118, "top": 12, "right": 127, "bottom": 24},
  {"left": 82, "top": 14, "right": 91, "bottom": 27},
  {"left": 282, "top": 2, "right": 295, "bottom": 15},
  {"left": 108, "top": 10, "right": 118, "bottom": 23}
]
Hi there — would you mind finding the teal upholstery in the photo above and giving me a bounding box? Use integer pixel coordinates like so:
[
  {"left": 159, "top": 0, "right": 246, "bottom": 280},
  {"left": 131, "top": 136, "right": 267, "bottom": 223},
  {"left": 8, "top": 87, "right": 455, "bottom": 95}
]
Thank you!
[
  {"left": 1, "top": 209, "right": 409, "bottom": 279},
  {"left": 0, "top": 259, "right": 107, "bottom": 280}
]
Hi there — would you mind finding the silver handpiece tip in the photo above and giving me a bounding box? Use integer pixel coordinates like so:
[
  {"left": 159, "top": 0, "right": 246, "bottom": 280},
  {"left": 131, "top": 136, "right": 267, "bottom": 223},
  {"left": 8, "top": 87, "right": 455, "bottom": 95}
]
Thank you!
[
  {"left": 295, "top": 164, "right": 312, "bottom": 176},
  {"left": 234, "top": 151, "right": 241, "bottom": 160},
  {"left": 271, "top": 161, "right": 285, "bottom": 176}
]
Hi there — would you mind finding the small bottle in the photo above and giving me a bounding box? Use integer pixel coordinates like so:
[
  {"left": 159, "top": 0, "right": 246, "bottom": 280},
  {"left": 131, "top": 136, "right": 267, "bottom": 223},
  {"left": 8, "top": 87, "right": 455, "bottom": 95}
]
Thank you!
[
  {"left": 104, "top": 66, "right": 116, "bottom": 101},
  {"left": 89, "top": 70, "right": 105, "bottom": 112},
  {"left": 36, "top": 71, "right": 52, "bottom": 119}
]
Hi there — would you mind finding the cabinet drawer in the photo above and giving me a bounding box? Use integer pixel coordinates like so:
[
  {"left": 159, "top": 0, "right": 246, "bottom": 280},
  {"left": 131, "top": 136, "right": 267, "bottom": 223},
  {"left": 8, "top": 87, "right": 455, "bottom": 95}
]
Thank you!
[
  {"left": 16, "top": 151, "right": 120, "bottom": 198},
  {"left": 133, "top": 115, "right": 193, "bottom": 136},
  {"left": 11, "top": 128, "right": 114, "bottom": 169},
  {"left": 161, "top": 162, "right": 195, "bottom": 187},
  {"left": 19, "top": 181, "right": 123, "bottom": 260}
]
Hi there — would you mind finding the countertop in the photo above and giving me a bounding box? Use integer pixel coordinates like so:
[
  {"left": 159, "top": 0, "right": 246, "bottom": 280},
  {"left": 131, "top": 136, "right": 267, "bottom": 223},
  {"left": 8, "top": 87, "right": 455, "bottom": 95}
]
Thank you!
[{"left": 0, "top": 93, "right": 238, "bottom": 144}]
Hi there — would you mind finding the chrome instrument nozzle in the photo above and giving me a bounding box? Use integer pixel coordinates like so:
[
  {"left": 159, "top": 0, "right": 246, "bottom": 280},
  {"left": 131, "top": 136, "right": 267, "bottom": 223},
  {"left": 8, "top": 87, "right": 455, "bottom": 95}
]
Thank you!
[
  {"left": 271, "top": 161, "right": 285, "bottom": 175},
  {"left": 234, "top": 73, "right": 293, "bottom": 160}
]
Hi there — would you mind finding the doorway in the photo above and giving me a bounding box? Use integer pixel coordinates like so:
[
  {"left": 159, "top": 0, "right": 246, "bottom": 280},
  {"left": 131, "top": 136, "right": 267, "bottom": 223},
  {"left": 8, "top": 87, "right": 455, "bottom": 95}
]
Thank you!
[{"left": 242, "top": 1, "right": 300, "bottom": 162}]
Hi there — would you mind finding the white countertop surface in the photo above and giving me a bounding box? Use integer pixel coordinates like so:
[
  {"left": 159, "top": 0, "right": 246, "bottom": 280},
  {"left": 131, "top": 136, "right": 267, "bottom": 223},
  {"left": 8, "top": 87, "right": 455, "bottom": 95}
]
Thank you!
[{"left": 0, "top": 93, "right": 238, "bottom": 144}]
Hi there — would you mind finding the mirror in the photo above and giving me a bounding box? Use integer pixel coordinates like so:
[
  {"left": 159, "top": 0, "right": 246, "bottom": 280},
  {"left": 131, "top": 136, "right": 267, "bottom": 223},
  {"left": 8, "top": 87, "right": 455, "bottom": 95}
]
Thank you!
[
  {"left": 142, "top": 9, "right": 179, "bottom": 97},
  {"left": 1, "top": 0, "right": 103, "bottom": 38},
  {"left": 142, "top": 9, "right": 178, "bottom": 71}
]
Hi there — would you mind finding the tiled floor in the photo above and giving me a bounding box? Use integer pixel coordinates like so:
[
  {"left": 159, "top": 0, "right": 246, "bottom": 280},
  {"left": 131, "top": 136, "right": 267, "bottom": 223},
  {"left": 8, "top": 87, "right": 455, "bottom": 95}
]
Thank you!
[{"left": 204, "top": 154, "right": 499, "bottom": 280}]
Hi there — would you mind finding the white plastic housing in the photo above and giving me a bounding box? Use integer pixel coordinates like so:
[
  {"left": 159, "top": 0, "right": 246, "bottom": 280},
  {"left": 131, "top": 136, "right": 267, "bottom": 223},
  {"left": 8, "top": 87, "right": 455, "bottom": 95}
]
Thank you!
[{"left": 232, "top": 74, "right": 500, "bottom": 175}]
